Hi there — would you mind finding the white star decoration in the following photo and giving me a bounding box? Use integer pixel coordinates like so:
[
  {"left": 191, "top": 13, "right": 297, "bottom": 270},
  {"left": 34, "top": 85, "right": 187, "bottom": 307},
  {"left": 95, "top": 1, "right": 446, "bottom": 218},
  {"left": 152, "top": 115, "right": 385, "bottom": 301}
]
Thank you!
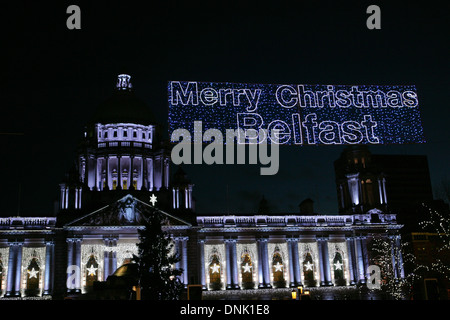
[
  {"left": 27, "top": 268, "right": 39, "bottom": 279},
  {"left": 242, "top": 263, "right": 252, "bottom": 273},
  {"left": 334, "top": 261, "right": 343, "bottom": 270},
  {"left": 304, "top": 261, "right": 313, "bottom": 271},
  {"left": 149, "top": 194, "right": 157, "bottom": 206},
  {"left": 210, "top": 263, "right": 220, "bottom": 274},
  {"left": 274, "top": 262, "right": 283, "bottom": 272},
  {"left": 86, "top": 264, "right": 98, "bottom": 276}
]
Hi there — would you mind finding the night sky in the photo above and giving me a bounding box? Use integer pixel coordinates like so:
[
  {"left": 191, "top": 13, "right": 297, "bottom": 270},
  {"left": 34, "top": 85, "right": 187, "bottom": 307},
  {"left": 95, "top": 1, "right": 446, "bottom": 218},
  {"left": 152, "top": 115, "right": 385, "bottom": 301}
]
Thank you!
[{"left": 2, "top": 1, "right": 449, "bottom": 217}]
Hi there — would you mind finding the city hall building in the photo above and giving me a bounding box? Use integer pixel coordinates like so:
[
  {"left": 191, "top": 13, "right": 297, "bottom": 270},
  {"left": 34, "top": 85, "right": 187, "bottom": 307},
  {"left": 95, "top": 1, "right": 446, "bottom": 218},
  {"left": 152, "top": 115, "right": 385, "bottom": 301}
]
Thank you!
[{"left": 0, "top": 75, "right": 405, "bottom": 299}]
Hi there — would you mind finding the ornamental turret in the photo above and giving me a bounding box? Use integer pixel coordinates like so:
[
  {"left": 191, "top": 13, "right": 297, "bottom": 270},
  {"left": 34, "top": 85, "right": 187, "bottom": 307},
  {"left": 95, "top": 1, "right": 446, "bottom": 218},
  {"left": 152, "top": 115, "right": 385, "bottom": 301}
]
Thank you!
[
  {"left": 334, "top": 146, "right": 388, "bottom": 214},
  {"left": 58, "top": 74, "right": 191, "bottom": 215}
]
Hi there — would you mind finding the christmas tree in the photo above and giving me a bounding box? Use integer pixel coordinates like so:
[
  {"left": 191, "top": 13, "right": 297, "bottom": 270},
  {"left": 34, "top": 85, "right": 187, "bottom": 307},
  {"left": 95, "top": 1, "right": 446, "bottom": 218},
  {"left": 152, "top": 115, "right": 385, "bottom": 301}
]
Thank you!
[{"left": 133, "top": 208, "right": 184, "bottom": 300}]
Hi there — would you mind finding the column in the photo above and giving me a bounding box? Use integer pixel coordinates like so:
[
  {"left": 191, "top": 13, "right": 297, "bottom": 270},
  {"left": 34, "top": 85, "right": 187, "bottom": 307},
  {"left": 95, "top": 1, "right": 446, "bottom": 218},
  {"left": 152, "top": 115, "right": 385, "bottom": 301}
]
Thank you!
[
  {"left": 65, "top": 187, "right": 69, "bottom": 209},
  {"left": 60, "top": 185, "right": 65, "bottom": 209},
  {"left": 322, "top": 238, "right": 332, "bottom": 285},
  {"left": 148, "top": 158, "right": 154, "bottom": 191},
  {"left": 118, "top": 156, "right": 122, "bottom": 190},
  {"left": 94, "top": 157, "right": 98, "bottom": 191},
  {"left": 198, "top": 240, "right": 206, "bottom": 289},
  {"left": 396, "top": 235, "right": 405, "bottom": 278},
  {"left": 292, "top": 239, "right": 301, "bottom": 286},
  {"left": 103, "top": 251, "right": 110, "bottom": 281},
  {"left": 75, "top": 187, "right": 79, "bottom": 209},
  {"left": 382, "top": 177, "right": 388, "bottom": 204},
  {"left": 377, "top": 178, "right": 384, "bottom": 204},
  {"left": 317, "top": 238, "right": 326, "bottom": 286},
  {"left": 14, "top": 242, "right": 23, "bottom": 296},
  {"left": 105, "top": 156, "right": 110, "bottom": 190},
  {"left": 129, "top": 155, "right": 134, "bottom": 189},
  {"left": 287, "top": 239, "right": 295, "bottom": 287},
  {"left": 257, "top": 239, "right": 265, "bottom": 288},
  {"left": 355, "top": 236, "right": 365, "bottom": 283},
  {"left": 43, "top": 241, "right": 54, "bottom": 295},
  {"left": 225, "top": 240, "right": 232, "bottom": 289},
  {"left": 172, "top": 189, "right": 176, "bottom": 209},
  {"left": 78, "top": 188, "right": 82, "bottom": 209},
  {"left": 182, "top": 237, "right": 189, "bottom": 287},
  {"left": 174, "top": 238, "right": 181, "bottom": 271},
  {"left": 262, "top": 239, "right": 271, "bottom": 288},
  {"left": 361, "top": 236, "right": 370, "bottom": 280},
  {"left": 188, "top": 185, "right": 193, "bottom": 209},
  {"left": 345, "top": 237, "right": 356, "bottom": 285},
  {"left": 82, "top": 157, "right": 87, "bottom": 184},
  {"left": 74, "top": 239, "right": 82, "bottom": 292},
  {"left": 111, "top": 251, "right": 117, "bottom": 275},
  {"left": 164, "top": 158, "right": 170, "bottom": 188},
  {"left": 66, "top": 239, "right": 74, "bottom": 292},
  {"left": 358, "top": 178, "right": 363, "bottom": 207},
  {"left": 141, "top": 157, "right": 146, "bottom": 190},
  {"left": 230, "top": 239, "right": 239, "bottom": 289},
  {"left": 5, "top": 243, "right": 16, "bottom": 296}
]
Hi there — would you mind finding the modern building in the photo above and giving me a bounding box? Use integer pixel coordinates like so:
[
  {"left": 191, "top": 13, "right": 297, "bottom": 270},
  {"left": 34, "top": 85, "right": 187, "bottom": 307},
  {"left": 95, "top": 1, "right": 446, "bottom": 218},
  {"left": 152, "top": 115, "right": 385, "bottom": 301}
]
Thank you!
[{"left": 0, "top": 75, "right": 406, "bottom": 300}]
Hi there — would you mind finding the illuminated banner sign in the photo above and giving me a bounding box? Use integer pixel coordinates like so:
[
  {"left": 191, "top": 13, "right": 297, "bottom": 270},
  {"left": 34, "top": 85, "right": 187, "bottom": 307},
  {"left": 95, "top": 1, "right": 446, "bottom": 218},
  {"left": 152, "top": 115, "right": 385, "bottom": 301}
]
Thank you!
[{"left": 168, "top": 81, "right": 425, "bottom": 145}]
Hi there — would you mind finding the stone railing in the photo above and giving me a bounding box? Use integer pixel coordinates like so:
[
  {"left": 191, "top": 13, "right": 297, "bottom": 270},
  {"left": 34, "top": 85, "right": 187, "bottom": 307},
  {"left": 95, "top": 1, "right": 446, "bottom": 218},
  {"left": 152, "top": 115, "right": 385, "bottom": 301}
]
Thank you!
[
  {"left": 98, "top": 141, "right": 152, "bottom": 149},
  {"left": 0, "top": 217, "right": 56, "bottom": 229},
  {"left": 197, "top": 213, "right": 395, "bottom": 228}
]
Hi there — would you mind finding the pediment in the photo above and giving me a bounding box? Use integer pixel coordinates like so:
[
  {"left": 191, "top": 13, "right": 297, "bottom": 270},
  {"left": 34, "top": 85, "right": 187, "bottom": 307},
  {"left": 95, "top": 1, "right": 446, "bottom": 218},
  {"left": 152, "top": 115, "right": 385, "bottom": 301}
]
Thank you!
[{"left": 65, "top": 194, "right": 191, "bottom": 227}]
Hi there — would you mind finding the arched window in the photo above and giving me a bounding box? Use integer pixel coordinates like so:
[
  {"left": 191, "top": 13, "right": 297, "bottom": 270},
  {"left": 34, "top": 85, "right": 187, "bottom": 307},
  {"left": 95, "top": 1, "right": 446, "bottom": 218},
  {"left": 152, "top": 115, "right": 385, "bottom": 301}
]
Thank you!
[
  {"left": 240, "top": 253, "right": 254, "bottom": 289},
  {"left": 272, "top": 251, "right": 285, "bottom": 288},
  {"left": 25, "top": 258, "right": 40, "bottom": 296},
  {"left": 333, "top": 252, "right": 346, "bottom": 286},
  {"left": 302, "top": 252, "right": 316, "bottom": 287},
  {"left": 85, "top": 255, "right": 99, "bottom": 288},
  {"left": 208, "top": 254, "right": 222, "bottom": 290}
]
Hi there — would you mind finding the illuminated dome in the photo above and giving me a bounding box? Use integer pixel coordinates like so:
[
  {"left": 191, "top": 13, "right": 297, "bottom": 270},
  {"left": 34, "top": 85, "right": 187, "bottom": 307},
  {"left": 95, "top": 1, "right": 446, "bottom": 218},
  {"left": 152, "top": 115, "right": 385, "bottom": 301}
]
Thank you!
[{"left": 91, "top": 74, "right": 155, "bottom": 126}]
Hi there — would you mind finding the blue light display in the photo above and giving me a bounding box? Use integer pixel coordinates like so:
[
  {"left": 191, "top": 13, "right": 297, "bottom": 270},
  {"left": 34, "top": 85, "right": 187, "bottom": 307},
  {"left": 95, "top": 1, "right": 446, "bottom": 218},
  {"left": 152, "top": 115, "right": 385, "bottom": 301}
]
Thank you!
[{"left": 168, "top": 81, "right": 425, "bottom": 145}]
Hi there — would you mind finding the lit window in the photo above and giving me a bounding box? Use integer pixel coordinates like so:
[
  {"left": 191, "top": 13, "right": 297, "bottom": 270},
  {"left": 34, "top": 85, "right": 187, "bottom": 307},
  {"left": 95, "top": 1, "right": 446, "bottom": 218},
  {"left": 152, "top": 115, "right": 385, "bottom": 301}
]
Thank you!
[
  {"left": 85, "top": 255, "right": 99, "bottom": 288},
  {"left": 208, "top": 254, "right": 221, "bottom": 290},
  {"left": 26, "top": 257, "right": 40, "bottom": 296},
  {"left": 272, "top": 252, "right": 285, "bottom": 288},
  {"left": 241, "top": 253, "right": 254, "bottom": 289}
]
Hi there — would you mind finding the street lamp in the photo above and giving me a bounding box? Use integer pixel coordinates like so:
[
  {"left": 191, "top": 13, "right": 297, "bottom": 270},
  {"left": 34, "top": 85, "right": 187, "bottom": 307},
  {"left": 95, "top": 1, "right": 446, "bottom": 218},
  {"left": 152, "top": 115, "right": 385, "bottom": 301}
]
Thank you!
[
  {"left": 291, "top": 289, "right": 297, "bottom": 300},
  {"left": 297, "top": 285, "right": 303, "bottom": 295}
]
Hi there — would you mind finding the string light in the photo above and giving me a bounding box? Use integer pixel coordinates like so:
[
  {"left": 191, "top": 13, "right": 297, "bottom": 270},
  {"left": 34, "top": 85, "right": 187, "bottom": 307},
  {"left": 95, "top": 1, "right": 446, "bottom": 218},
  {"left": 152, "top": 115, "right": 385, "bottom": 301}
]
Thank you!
[{"left": 168, "top": 81, "right": 425, "bottom": 145}]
